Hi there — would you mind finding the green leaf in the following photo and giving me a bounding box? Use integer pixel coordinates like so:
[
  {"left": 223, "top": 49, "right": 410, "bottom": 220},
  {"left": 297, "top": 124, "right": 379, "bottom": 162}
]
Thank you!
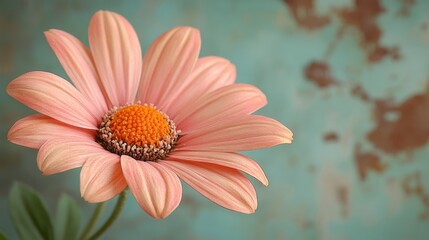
[
  {"left": 55, "top": 194, "right": 82, "bottom": 240},
  {"left": 8, "top": 182, "right": 54, "bottom": 240},
  {"left": 0, "top": 231, "right": 8, "bottom": 240}
]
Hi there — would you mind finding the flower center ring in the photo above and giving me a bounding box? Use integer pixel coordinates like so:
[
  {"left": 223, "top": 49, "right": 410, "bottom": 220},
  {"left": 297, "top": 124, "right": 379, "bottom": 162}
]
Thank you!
[{"left": 96, "top": 102, "right": 179, "bottom": 161}]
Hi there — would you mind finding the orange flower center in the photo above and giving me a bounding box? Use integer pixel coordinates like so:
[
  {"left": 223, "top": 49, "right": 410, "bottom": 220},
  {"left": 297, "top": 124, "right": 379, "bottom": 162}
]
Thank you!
[
  {"left": 96, "top": 103, "right": 179, "bottom": 161},
  {"left": 109, "top": 105, "right": 170, "bottom": 146}
]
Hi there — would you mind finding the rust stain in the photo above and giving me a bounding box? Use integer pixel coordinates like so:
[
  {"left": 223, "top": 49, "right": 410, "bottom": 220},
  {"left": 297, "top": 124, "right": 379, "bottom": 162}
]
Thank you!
[
  {"left": 323, "top": 132, "right": 338, "bottom": 142},
  {"left": 0, "top": 15, "right": 19, "bottom": 74},
  {"left": 351, "top": 84, "right": 371, "bottom": 102},
  {"left": 317, "top": 166, "right": 351, "bottom": 228},
  {"left": 336, "top": 186, "right": 349, "bottom": 218},
  {"left": 304, "top": 60, "right": 338, "bottom": 88},
  {"left": 323, "top": 25, "right": 347, "bottom": 59},
  {"left": 293, "top": 212, "right": 314, "bottom": 229},
  {"left": 367, "top": 46, "right": 400, "bottom": 63},
  {"left": 422, "top": 23, "right": 428, "bottom": 31},
  {"left": 307, "top": 164, "right": 317, "bottom": 173},
  {"left": 354, "top": 145, "right": 387, "bottom": 180},
  {"left": 402, "top": 172, "right": 429, "bottom": 219},
  {"left": 398, "top": 0, "right": 416, "bottom": 17},
  {"left": 181, "top": 195, "right": 201, "bottom": 217},
  {"left": 338, "top": 0, "right": 400, "bottom": 63},
  {"left": 282, "top": 0, "right": 330, "bottom": 30},
  {"left": 350, "top": 83, "right": 429, "bottom": 155},
  {"left": 367, "top": 93, "right": 429, "bottom": 154}
]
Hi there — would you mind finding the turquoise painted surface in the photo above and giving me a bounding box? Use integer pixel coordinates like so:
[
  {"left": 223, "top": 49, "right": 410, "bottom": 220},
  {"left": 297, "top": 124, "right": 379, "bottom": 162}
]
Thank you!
[{"left": 1, "top": 0, "right": 429, "bottom": 239}]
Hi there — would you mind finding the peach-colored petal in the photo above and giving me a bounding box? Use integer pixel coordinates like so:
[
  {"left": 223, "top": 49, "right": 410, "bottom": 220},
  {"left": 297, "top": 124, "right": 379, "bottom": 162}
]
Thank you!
[
  {"left": 177, "top": 115, "right": 293, "bottom": 152},
  {"left": 6, "top": 71, "right": 99, "bottom": 129},
  {"left": 8, "top": 114, "right": 94, "bottom": 149},
  {"left": 168, "top": 151, "right": 268, "bottom": 186},
  {"left": 37, "top": 136, "right": 104, "bottom": 176},
  {"left": 174, "top": 84, "right": 267, "bottom": 132},
  {"left": 89, "top": 10, "right": 142, "bottom": 106},
  {"left": 5, "top": 10, "right": 293, "bottom": 220},
  {"left": 138, "top": 27, "right": 200, "bottom": 108},
  {"left": 45, "top": 29, "right": 108, "bottom": 115},
  {"left": 121, "top": 155, "right": 182, "bottom": 219},
  {"left": 164, "top": 56, "right": 236, "bottom": 117},
  {"left": 81, "top": 153, "right": 127, "bottom": 202},
  {"left": 161, "top": 160, "right": 257, "bottom": 214}
]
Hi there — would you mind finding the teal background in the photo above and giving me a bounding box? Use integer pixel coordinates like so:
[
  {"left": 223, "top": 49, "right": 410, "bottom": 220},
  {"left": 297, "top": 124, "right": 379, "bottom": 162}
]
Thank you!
[{"left": 2, "top": 0, "right": 429, "bottom": 239}]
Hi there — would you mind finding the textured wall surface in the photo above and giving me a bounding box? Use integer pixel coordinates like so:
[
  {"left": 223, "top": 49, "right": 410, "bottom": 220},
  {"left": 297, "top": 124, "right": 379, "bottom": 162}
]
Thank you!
[{"left": 1, "top": 0, "right": 429, "bottom": 239}]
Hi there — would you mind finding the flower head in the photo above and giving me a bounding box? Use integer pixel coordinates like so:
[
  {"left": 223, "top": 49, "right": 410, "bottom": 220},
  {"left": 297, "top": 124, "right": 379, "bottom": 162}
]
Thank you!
[{"left": 7, "top": 10, "right": 293, "bottom": 218}]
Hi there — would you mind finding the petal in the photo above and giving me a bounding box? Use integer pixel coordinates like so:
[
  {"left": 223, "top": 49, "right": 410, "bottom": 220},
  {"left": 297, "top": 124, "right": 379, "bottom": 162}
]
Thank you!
[
  {"left": 37, "top": 136, "right": 104, "bottom": 175},
  {"left": 160, "top": 160, "right": 257, "bottom": 214},
  {"left": 177, "top": 115, "right": 293, "bottom": 152},
  {"left": 174, "top": 84, "right": 267, "bottom": 132},
  {"left": 7, "top": 71, "right": 99, "bottom": 129},
  {"left": 89, "top": 10, "right": 142, "bottom": 106},
  {"left": 81, "top": 153, "right": 127, "bottom": 202},
  {"left": 169, "top": 151, "right": 268, "bottom": 186},
  {"left": 121, "top": 155, "right": 182, "bottom": 219},
  {"left": 8, "top": 114, "right": 94, "bottom": 149},
  {"left": 45, "top": 29, "right": 108, "bottom": 115},
  {"left": 164, "top": 56, "right": 236, "bottom": 117},
  {"left": 138, "top": 27, "right": 201, "bottom": 108}
]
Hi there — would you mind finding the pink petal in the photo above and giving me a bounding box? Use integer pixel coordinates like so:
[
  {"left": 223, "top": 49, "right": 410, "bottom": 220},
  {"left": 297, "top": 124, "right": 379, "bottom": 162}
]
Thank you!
[
  {"left": 121, "top": 155, "right": 182, "bottom": 219},
  {"left": 174, "top": 84, "right": 267, "bottom": 132},
  {"left": 7, "top": 71, "right": 99, "bottom": 129},
  {"left": 37, "top": 137, "right": 104, "bottom": 175},
  {"left": 164, "top": 56, "right": 236, "bottom": 117},
  {"left": 81, "top": 153, "right": 127, "bottom": 202},
  {"left": 137, "top": 27, "right": 200, "bottom": 108},
  {"left": 169, "top": 151, "right": 268, "bottom": 186},
  {"left": 89, "top": 11, "right": 142, "bottom": 106},
  {"left": 161, "top": 160, "right": 257, "bottom": 214},
  {"left": 8, "top": 114, "right": 94, "bottom": 149},
  {"left": 177, "top": 115, "right": 293, "bottom": 152},
  {"left": 45, "top": 29, "right": 108, "bottom": 115}
]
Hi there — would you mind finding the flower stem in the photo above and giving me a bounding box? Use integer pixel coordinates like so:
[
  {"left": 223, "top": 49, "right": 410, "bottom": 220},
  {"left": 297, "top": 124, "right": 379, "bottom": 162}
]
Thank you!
[
  {"left": 87, "top": 190, "right": 128, "bottom": 240},
  {"left": 79, "top": 202, "right": 106, "bottom": 240}
]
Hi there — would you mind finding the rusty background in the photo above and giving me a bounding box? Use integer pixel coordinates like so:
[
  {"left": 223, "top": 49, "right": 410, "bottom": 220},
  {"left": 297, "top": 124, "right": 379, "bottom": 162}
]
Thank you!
[{"left": 1, "top": 0, "right": 429, "bottom": 239}]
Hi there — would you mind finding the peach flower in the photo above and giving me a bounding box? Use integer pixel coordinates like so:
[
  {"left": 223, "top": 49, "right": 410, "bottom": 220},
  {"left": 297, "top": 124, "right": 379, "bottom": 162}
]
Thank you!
[{"left": 7, "top": 11, "right": 292, "bottom": 219}]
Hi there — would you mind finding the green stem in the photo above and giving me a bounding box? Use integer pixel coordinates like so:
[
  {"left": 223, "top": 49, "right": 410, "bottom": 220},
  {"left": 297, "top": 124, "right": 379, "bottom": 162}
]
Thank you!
[
  {"left": 87, "top": 190, "right": 128, "bottom": 240},
  {"left": 79, "top": 202, "right": 106, "bottom": 240}
]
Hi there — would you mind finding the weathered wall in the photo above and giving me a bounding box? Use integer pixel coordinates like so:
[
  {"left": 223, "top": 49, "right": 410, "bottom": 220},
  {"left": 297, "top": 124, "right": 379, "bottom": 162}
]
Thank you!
[{"left": 1, "top": 0, "right": 429, "bottom": 239}]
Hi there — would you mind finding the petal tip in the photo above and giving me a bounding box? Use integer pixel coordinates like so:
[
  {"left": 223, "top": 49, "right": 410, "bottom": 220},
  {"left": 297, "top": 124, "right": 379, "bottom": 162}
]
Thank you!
[
  {"left": 93, "top": 10, "right": 106, "bottom": 16},
  {"left": 174, "top": 26, "right": 201, "bottom": 41},
  {"left": 7, "top": 126, "right": 16, "bottom": 142},
  {"left": 5, "top": 81, "right": 13, "bottom": 96},
  {"left": 240, "top": 203, "right": 257, "bottom": 214},
  {"left": 177, "top": 26, "right": 199, "bottom": 32},
  {"left": 6, "top": 134, "right": 21, "bottom": 148},
  {"left": 285, "top": 130, "right": 294, "bottom": 143},
  {"left": 262, "top": 178, "right": 269, "bottom": 187},
  {"left": 44, "top": 29, "right": 63, "bottom": 38}
]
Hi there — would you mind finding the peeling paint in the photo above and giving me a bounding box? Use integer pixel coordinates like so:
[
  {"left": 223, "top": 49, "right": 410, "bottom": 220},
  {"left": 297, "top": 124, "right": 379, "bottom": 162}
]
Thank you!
[
  {"left": 368, "top": 93, "right": 429, "bottom": 154},
  {"left": 323, "top": 132, "right": 338, "bottom": 142},
  {"left": 337, "top": 0, "right": 400, "bottom": 63},
  {"left": 354, "top": 145, "right": 387, "bottom": 180},
  {"left": 282, "top": 0, "right": 330, "bottom": 30},
  {"left": 402, "top": 172, "right": 429, "bottom": 219},
  {"left": 304, "top": 60, "right": 338, "bottom": 88},
  {"left": 397, "top": 0, "right": 416, "bottom": 17},
  {"left": 351, "top": 84, "right": 371, "bottom": 102}
]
